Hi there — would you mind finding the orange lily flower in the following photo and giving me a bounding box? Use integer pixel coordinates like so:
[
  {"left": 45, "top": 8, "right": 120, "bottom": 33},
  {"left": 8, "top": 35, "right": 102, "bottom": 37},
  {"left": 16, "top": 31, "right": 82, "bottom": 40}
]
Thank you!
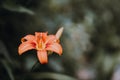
[{"left": 18, "top": 27, "right": 63, "bottom": 64}]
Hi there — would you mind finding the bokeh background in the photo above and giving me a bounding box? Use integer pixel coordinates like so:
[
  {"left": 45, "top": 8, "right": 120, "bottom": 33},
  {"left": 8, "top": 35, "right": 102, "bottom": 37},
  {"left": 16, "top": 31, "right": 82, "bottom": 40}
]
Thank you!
[{"left": 0, "top": 0, "right": 120, "bottom": 80}]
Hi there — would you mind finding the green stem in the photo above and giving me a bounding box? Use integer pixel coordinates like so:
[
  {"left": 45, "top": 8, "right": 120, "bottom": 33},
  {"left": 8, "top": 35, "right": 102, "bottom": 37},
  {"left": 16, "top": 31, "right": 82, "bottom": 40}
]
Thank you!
[{"left": 31, "top": 60, "right": 39, "bottom": 72}]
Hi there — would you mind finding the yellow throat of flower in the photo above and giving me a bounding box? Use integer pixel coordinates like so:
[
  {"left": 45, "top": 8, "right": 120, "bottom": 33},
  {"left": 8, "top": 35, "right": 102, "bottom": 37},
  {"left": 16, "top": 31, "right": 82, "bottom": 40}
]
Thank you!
[{"left": 36, "top": 40, "right": 46, "bottom": 50}]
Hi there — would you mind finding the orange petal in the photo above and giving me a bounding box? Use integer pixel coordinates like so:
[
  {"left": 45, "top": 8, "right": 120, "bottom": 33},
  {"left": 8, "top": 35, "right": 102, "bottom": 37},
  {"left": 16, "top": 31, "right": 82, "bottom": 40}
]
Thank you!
[
  {"left": 46, "top": 35, "right": 57, "bottom": 44},
  {"left": 35, "top": 32, "right": 48, "bottom": 44},
  {"left": 55, "top": 27, "right": 64, "bottom": 40},
  {"left": 46, "top": 43, "right": 62, "bottom": 55},
  {"left": 37, "top": 50, "right": 48, "bottom": 64},
  {"left": 18, "top": 41, "right": 35, "bottom": 55},
  {"left": 41, "top": 32, "right": 48, "bottom": 42},
  {"left": 21, "top": 35, "right": 35, "bottom": 42},
  {"left": 35, "top": 32, "right": 47, "bottom": 39}
]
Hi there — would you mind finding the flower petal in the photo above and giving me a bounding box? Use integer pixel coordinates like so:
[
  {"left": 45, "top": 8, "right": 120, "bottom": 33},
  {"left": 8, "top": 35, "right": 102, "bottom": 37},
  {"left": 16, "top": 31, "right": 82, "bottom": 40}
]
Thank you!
[
  {"left": 21, "top": 35, "right": 35, "bottom": 42},
  {"left": 41, "top": 32, "right": 48, "bottom": 42},
  {"left": 46, "top": 35, "right": 57, "bottom": 44},
  {"left": 35, "top": 32, "right": 47, "bottom": 42},
  {"left": 37, "top": 50, "right": 48, "bottom": 64},
  {"left": 46, "top": 43, "right": 62, "bottom": 55},
  {"left": 55, "top": 27, "right": 64, "bottom": 40},
  {"left": 18, "top": 41, "right": 35, "bottom": 55}
]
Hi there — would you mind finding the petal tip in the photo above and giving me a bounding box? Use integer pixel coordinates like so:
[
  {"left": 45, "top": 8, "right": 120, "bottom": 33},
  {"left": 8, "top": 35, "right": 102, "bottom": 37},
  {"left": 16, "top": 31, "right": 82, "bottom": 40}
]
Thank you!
[
  {"left": 40, "top": 61, "right": 48, "bottom": 64},
  {"left": 18, "top": 49, "right": 23, "bottom": 55},
  {"left": 37, "top": 50, "right": 48, "bottom": 64},
  {"left": 58, "top": 51, "right": 62, "bottom": 56}
]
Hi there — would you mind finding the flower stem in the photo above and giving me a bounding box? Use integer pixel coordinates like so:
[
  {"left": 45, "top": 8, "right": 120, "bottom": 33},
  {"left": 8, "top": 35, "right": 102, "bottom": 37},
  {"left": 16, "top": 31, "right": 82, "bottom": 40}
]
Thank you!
[{"left": 31, "top": 60, "right": 39, "bottom": 72}]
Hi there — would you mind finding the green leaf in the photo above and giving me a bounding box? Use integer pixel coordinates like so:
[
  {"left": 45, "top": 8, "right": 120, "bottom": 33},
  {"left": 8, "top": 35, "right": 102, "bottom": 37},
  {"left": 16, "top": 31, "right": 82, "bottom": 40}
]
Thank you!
[{"left": 2, "top": 0, "right": 34, "bottom": 15}]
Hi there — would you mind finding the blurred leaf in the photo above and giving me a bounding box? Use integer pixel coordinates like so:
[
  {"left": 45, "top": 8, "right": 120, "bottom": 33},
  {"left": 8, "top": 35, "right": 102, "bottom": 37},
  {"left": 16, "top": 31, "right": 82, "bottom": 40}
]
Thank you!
[
  {"left": 2, "top": 0, "right": 34, "bottom": 15},
  {"left": 103, "top": 55, "right": 114, "bottom": 74},
  {"left": 0, "top": 40, "right": 12, "bottom": 64},
  {"left": 1, "top": 60, "right": 15, "bottom": 80},
  {"left": 23, "top": 72, "right": 77, "bottom": 80}
]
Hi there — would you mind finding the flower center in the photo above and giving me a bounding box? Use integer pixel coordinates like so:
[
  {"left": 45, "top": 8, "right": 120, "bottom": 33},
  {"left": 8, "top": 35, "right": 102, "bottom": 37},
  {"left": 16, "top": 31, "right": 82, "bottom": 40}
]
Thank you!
[{"left": 36, "top": 40, "right": 46, "bottom": 50}]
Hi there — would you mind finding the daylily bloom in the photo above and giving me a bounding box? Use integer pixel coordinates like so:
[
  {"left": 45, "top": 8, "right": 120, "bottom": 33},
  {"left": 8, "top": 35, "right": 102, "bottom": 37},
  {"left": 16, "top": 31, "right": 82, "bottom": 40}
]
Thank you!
[{"left": 18, "top": 27, "right": 63, "bottom": 64}]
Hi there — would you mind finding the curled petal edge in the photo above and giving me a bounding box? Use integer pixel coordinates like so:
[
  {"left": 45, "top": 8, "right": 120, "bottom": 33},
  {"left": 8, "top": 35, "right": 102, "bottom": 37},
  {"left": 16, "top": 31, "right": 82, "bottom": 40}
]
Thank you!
[{"left": 21, "top": 35, "right": 35, "bottom": 42}]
